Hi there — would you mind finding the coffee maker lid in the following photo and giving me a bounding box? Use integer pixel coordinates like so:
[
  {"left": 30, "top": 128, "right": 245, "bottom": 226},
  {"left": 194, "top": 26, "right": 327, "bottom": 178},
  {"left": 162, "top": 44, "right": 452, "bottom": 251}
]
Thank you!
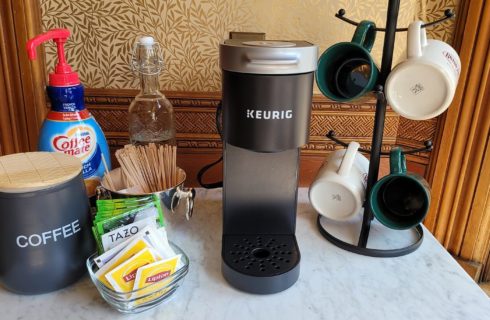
[
  {"left": 220, "top": 39, "right": 318, "bottom": 75},
  {"left": 0, "top": 152, "right": 82, "bottom": 193}
]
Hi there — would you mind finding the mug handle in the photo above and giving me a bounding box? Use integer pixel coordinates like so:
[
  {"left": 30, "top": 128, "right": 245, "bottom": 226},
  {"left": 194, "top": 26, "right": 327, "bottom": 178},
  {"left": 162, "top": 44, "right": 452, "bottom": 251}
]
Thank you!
[
  {"left": 338, "top": 141, "right": 360, "bottom": 177},
  {"left": 96, "top": 185, "right": 112, "bottom": 200},
  {"left": 170, "top": 186, "right": 196, "bottom": 220},
  {"left": 351, "top": 20, "right": 377, "bottom": 52},
  {"left": 407, "top": 20, "right": 427, "bottom": 59},
  {"left": 390, "top": 147, "right": 407, "bottom": 174}
]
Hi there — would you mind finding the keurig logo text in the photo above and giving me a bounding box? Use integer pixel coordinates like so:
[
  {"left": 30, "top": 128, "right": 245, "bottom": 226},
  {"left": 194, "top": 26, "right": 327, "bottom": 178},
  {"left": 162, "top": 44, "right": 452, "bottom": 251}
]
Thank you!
[
  {"left": 246, "top": 109, "right": 293, "bottom": 120},
  {"left": 16, "top": 219, "right": 81, "bottom": 248}
]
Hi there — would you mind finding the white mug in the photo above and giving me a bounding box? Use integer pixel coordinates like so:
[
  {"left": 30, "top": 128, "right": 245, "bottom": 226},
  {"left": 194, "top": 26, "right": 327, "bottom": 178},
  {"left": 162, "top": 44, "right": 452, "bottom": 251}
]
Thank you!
[
  {"left": 385, "top": 20, "right": 461, "bottom": 120},
  {"left": 309, "top": 142, "right": 369, "bottom": 221}
]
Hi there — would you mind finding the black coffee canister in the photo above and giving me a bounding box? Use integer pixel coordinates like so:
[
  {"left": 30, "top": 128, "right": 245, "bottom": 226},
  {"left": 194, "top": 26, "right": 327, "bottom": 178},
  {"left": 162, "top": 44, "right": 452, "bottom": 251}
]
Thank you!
[{"left": 0, "top": 152, "right": 93, "bottom": 294}]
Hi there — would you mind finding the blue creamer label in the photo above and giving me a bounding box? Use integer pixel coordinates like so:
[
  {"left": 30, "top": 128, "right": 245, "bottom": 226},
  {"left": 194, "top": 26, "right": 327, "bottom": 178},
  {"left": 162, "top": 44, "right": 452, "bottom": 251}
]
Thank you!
[
  {"left": 51, "top": 124, "right": 101, "bottom": 179},
  {"left": 40, "top": 84, "right": 111, "bottom": 196}
]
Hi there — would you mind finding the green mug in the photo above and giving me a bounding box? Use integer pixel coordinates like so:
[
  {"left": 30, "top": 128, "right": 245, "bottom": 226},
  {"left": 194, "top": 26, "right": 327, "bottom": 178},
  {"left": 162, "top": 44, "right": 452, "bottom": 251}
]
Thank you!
[
  {"left": 369, "top": 148, "right": 431, "bottom": 230},
  {"left": 316, "top": 20, "right": 379, "bottom": 102}
]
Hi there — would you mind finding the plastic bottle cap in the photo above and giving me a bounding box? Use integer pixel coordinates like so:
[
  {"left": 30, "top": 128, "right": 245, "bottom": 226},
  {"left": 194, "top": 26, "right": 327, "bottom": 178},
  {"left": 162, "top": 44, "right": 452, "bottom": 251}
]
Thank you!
[{"left": 139, "top": 36, "right": 155, "bottom": 46}]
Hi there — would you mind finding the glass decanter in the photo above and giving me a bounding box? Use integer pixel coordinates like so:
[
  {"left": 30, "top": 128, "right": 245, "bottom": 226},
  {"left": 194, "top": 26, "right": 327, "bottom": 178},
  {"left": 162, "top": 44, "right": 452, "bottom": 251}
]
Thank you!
[{"left": 129, "top": 36, "right": 175, "bottom": 146}]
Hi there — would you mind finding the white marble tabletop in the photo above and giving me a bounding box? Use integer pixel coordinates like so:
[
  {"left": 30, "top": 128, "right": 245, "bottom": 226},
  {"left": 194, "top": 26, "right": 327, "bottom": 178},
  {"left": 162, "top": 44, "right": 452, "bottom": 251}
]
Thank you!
[{"left": 1, "top": 188, "right": 489, "bottom": 320}]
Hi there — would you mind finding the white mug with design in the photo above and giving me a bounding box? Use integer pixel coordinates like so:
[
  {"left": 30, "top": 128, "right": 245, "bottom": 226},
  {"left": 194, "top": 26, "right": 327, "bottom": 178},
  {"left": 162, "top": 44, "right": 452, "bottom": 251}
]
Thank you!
[
  {"left": 385, "top": 20, "right": 461, "bottom": 120},
  {"left": 309, "top": 142, "right": 369, "bottom": 221}
]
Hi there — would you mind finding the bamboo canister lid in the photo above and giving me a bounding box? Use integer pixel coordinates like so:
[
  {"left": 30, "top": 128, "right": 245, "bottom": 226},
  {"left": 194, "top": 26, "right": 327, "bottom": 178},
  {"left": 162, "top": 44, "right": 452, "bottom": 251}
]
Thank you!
[{"left": 0, "top": 152, "right": 82, "bottom": 192}]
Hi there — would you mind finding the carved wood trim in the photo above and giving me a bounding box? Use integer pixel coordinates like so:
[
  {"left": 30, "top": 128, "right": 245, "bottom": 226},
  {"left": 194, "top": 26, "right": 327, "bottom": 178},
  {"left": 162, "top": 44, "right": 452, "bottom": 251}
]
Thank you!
[{"left": 84, "top": 89, "right": 434, "bottom": 166}]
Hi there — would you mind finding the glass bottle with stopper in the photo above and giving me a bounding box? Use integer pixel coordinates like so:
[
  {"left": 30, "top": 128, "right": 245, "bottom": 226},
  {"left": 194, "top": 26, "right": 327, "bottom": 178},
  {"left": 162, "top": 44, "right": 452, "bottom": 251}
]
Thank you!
[{"left": 129, "top": 36, "right": 175, "bottom": 146}]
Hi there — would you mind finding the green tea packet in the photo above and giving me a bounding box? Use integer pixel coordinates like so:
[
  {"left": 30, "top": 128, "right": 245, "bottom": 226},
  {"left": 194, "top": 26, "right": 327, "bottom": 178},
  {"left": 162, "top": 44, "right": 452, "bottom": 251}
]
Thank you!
[
  {"left": 93, "top": 195, "right": 165, "bottom": 253},
  {"left": 95, "top": 196, "right": 155, "bottom": 218},
  {"left": 96, "top": 196, "right": 154, "bottom": 209}
]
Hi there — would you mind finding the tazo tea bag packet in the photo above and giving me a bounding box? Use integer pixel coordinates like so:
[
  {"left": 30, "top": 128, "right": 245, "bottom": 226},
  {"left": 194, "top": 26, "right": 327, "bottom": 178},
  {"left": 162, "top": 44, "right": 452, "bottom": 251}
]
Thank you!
[
  {"left": 105, "top": 247, "right": 158, "bottom": 293},
  {"left": 131, "top": 254, "right": 181, "bottom": 306},
  {"left": 93, "top": 204, "right": 154, "bottom": 253},
  {"left": 92, "top": 225, "right": 104, "bottom": 254},
  {"left": 95, "top": 201, "right": 164, "bottom": 233},
  {"left": 93, "top": 199, "right": 164, "bottom": 252},
  {"left": 95, "top": 225, "right": 157, "bottom": 268},
  {"left": 95, "top": 224, "right": 171, "bottom": 268},
  {"left": 101, "top": 216, "right": 157, "bottom": 251},
  {"left": 94, "top": 237, "right": 153, "bottom": 288}
]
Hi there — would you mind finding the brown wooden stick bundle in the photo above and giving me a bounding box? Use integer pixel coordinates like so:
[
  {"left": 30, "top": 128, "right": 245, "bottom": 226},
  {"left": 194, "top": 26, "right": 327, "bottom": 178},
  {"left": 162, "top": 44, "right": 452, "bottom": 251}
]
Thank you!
[{"left": 115, "top": 144, "right": 178, "bottom": 193}]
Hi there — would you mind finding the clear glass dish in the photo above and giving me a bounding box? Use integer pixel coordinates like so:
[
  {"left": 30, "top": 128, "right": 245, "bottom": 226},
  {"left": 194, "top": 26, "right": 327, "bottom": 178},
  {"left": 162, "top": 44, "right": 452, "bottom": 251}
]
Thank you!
[{"left": 86, "top": 242, "right": 189, "bottom": 314}]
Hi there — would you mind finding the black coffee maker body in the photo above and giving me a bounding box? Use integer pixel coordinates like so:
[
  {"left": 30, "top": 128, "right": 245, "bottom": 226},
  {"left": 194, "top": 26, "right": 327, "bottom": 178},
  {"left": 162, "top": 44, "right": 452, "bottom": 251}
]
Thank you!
[{"left": 220, "top": 40, "right": 317, "bottom": 294}]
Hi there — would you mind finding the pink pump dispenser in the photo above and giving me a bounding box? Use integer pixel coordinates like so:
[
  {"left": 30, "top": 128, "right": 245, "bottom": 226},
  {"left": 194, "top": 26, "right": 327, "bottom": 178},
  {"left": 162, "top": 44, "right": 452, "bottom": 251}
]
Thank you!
[{"left": 27, "top": 28, "right": 80, "bottom": 86}]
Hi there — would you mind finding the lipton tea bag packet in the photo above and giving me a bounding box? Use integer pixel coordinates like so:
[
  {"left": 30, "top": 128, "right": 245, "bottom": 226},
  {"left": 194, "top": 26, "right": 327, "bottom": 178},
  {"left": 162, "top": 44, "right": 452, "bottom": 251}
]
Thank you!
[
  {"left": 105, "top": 247, "right": 158, "bottom": 293},
  {"left": 131, "top": 254, "right": 181, "bottom": 305},
  {"left": 94, "top": 237, "right": 152, "bottom": 288}
]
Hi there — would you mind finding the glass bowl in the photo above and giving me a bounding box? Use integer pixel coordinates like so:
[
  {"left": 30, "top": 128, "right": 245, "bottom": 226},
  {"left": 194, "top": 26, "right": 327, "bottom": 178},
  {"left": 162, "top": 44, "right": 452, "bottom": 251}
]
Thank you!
[{"left": 86, "top": 242, "right": 189, "bottom": 314}]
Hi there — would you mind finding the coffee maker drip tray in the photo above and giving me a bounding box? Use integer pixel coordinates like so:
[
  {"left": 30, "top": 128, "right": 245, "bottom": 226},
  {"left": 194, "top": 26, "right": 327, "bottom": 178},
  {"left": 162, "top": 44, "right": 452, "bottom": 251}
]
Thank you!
[{"left": 222, "top": 234, "right": 300, "bottom": 294}]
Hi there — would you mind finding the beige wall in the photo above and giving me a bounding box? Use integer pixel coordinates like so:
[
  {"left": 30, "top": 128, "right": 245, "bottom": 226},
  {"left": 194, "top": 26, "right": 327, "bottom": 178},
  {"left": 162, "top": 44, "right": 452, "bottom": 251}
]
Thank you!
[{"left": 41, "top": 0, "right": 458, "bottom": 92}]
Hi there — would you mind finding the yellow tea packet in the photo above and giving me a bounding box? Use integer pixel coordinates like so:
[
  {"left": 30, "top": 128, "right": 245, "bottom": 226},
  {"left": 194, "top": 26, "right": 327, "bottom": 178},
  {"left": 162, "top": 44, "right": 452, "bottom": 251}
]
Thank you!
[
  {"left": 105, "top": 248, "right": 158, "bottom": 293},
  {"left": 131, "top": 254, "right": 181, "bottom": 306},
  {"left": 94, "top": 237, "right": 152, "bottom": 289}
]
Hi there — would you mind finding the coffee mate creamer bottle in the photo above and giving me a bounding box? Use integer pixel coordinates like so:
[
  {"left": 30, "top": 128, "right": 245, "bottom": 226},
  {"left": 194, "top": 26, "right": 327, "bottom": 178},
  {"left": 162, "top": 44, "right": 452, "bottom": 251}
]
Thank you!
[{"left": 27, "top": 29, "right": 110, "bottom": 196}]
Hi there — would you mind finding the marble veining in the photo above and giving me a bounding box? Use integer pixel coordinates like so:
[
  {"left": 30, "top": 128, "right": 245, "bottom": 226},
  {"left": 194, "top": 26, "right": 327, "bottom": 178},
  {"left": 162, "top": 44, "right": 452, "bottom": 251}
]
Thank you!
[{"left": 0, "top": 188, "right": 488, "bottom": 320}]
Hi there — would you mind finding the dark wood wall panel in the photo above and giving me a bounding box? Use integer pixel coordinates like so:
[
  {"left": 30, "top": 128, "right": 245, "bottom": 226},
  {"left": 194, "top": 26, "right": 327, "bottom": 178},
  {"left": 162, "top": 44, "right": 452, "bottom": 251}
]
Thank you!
[{"left": 84, "top": 89, "right": 438, "bottom": 186}]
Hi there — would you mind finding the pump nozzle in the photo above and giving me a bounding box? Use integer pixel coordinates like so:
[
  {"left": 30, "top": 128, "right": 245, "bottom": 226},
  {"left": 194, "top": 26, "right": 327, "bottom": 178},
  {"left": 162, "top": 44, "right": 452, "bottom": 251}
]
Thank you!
[{"left": 27, "top": 28, "right": 80, "bottom": 86}]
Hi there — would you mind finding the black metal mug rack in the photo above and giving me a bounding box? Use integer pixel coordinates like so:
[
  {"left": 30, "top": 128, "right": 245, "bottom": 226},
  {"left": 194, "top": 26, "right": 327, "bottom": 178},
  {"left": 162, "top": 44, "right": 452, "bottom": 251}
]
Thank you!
[{"left": 317, "top": 0, "right": 455, "bottom": 257}]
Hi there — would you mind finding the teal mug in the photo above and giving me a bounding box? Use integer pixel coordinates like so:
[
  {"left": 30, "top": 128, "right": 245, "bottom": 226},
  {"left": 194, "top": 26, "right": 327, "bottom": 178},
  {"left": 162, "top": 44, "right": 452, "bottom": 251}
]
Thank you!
[
  {"left": 316, "top": 20, "right": 379, "bottom": 102},
  {"left": 369, "top": 148, "right": 430, "bottom": 230}
]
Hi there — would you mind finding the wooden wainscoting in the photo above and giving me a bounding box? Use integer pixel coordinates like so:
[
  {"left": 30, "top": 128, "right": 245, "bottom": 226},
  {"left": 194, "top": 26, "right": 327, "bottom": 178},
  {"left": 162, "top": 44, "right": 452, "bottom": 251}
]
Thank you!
[
  {"left": 0, "top": 0, "right": 47, "bottom": 155},
  {"left": 84, "top": 89, "right": 438, "bottom": 187},
  {"left": 425, "top": 0, "right": 490, "bottom": 281}
]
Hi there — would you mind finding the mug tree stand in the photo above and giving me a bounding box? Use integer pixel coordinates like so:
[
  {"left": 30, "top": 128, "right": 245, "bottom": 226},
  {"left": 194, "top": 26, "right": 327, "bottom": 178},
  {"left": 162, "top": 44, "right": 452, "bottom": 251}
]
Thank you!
[{"left": 316, "top": 2, "right": 455, "bottom": 258}]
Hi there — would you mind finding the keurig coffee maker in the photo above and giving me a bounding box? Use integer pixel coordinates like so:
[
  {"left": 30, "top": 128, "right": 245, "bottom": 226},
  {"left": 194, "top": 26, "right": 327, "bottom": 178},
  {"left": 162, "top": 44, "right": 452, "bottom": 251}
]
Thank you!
[{"left": 219, "top": 40, "right": 317, "bottom": 294}]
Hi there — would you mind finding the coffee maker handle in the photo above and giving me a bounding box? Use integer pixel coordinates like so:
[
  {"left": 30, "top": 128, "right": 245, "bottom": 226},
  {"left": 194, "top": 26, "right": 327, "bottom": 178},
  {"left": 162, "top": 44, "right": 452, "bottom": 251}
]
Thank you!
[
  {"left": 337, "top": 142, "right": 360, "bottom": 177},
  {"left": 248, "top": 58, "right": 299, "bottom": 65},
  {"left": 96, "top": 185, "right": 112, "bottom": 200},
  {"left": 407, "top": 20, "right": 427, "bottom": 59}
]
